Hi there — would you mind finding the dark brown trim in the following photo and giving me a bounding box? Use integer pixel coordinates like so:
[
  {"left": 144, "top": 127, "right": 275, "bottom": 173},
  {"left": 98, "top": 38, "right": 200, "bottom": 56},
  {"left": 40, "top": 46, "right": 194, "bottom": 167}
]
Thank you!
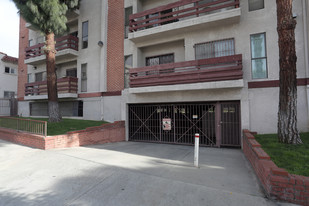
[
  {"left": 102, "top": 91, "right": 122, "bottom": 96},
  {"left": 78, "top": 91, "right": 122, "bottom": 98},
  {"left": 78, "top": 92, "right": 102, "bottom": 98},
  {"left": 248, "top": 78, "right": 309, "bottom": 89}
]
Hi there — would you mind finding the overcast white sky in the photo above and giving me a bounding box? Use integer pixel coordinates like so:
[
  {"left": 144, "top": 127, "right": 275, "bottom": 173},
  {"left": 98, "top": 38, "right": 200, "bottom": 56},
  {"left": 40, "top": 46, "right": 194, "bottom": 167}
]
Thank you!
[{"left": 0, "top": 0, "right": 19, "bottom": 58}]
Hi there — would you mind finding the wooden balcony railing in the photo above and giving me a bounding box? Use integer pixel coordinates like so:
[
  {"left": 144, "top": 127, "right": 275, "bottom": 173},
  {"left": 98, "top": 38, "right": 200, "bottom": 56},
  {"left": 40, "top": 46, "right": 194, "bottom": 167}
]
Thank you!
[
  {"left": 129, "top": 54, "right": 242, "bottom": 88},
  {"left": 25, "top": 77, "right": 78, "bottom": 96},
  {"left": 129, "top": 0, "right": 239, "bottom": 32},
  {"left": 25, "top": 35, "right": 78, "bottom": 59}
]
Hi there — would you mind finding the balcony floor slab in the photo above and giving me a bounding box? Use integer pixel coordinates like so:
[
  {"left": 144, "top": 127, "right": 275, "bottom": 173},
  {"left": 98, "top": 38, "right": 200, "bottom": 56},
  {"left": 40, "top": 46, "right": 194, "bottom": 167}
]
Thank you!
[
  {"left": 24, "top": 93, "right": 78, "bottom": 101},
  {"left": 128, "top": 79, "right": 244, "bottom": 94}
]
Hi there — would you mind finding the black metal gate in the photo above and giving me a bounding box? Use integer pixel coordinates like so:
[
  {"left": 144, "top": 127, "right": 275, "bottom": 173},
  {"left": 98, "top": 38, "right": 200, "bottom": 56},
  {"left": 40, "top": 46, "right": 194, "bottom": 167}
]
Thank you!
[{"left": 128, "top": 102, "right": 240, "bottom": 147}]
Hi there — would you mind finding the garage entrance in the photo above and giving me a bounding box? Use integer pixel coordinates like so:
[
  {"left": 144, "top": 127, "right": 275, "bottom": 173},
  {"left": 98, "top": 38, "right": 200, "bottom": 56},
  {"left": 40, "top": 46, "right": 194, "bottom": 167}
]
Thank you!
[{"left": 128, "top": 102, "right": 240, "bottom": 147}]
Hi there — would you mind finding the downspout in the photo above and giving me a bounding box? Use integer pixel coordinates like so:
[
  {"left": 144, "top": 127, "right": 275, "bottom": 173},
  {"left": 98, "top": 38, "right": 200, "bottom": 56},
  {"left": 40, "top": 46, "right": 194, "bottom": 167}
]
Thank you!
[
  {"left": 99, "top": 0, "right": 108, "bottom": 120},
  {"left": 302, "top": 0, "right": 309, "bottom": 121},
  {"left": 303, "top": 0, "right": 309, "bottom": 77}
]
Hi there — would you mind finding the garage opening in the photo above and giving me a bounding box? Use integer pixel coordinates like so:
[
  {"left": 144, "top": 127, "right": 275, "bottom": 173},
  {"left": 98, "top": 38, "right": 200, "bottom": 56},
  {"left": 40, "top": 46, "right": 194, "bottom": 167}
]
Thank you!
[{"left": 128, "top": 102, "right": 240, "bottom": 147}]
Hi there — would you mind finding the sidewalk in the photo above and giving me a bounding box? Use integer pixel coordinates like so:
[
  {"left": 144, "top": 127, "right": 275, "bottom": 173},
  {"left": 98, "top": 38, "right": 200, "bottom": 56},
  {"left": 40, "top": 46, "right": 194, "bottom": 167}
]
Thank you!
[{"left": 0, "top": 140, "right": 295, "bottom": 206}]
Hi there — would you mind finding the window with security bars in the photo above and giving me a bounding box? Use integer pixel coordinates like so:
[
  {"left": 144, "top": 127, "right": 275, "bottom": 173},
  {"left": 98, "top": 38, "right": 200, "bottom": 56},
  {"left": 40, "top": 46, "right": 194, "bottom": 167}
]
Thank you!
[
  {"left": 146, "top": 53, "right": 174, "bottom": 66},
  {"left": 195, "top": 38, "right": 235, "bottom": 60},
  {"left": 35, "top": 72, "right": 46, "bottom": 82},
  {"left": 66, "top": 68, "right": 77, "bottom": 77},
  {"left": 4, "top": 91, "right": 15, "bottom": 99}
]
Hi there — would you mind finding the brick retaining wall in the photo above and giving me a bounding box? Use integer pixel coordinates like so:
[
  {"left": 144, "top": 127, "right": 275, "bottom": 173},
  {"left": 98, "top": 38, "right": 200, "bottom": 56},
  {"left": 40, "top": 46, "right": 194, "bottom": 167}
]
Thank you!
[
  {"left": 243, "top": 129, "right": 309, "bottom": 205},
  {"left": 0, "top": 121, "right": 125, "bottom": 150}
]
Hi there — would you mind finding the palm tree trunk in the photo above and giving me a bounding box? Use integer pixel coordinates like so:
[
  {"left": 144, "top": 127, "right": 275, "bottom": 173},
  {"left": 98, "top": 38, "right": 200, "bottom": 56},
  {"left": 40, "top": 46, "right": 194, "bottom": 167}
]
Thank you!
[
  {"left": 45, "top": 32, "right": 62, "bottom": 122},
  {"left": 276, "top": 0, "right": 302, "bottom": 144}
]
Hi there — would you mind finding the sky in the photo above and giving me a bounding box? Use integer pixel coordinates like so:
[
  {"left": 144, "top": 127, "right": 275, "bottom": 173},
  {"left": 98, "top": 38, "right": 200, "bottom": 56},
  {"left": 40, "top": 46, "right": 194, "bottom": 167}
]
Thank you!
[{"left": 0, "top": 0, "right": 19, "bottom": 58}]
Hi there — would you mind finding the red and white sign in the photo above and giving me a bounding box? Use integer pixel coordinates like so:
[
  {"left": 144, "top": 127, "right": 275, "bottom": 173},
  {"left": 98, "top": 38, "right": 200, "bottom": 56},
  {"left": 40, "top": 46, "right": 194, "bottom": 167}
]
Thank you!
[{"left": 162, "top": 118, "right": 171, "bottom": 130}]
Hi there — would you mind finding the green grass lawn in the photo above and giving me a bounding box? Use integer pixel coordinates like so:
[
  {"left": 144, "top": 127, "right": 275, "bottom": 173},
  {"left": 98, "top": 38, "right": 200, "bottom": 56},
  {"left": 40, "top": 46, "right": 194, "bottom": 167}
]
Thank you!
[
  {"left": 255, "top": 133, "right": 309, "bottom": 176},
  {"left": 0, "top": 117, "right": 108, "bottom": 136},
  {"left": 31, "top": 118, "right": 108, "bottom": 136}
]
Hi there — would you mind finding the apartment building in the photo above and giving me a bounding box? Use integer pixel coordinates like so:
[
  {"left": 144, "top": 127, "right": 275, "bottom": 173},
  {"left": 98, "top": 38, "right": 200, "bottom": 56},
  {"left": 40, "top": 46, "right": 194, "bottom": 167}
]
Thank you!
[
  {"left": 18, "top": 0, "right": 309, "bottom": 147},
  {"left": 0, "top": 52, "right": 18, "bottom": 99}
]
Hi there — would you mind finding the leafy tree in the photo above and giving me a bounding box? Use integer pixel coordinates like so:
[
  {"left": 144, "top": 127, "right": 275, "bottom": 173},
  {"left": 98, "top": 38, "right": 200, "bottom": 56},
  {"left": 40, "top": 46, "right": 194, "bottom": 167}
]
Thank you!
[
  {"left": 276, "top": 0, "right": 302, "bottom": 144},
  {"left": 13, "top": 0, "right": 80, "bottom": 122}
]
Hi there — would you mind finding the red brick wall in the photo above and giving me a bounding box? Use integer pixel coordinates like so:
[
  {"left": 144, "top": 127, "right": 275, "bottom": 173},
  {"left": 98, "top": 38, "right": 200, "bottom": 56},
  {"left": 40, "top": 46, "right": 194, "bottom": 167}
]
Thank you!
[
  {"left": 106, "top": 0, "right": 124, "bottom": 92},
  {"left": 17, "top": 17, "right": 29, "bottom": 101},
  {"left": 243, "top": 130, "right": 309, "bottom": 205},
  {"left": 0, "top": 121, "right": 125, "bottom": 150}
]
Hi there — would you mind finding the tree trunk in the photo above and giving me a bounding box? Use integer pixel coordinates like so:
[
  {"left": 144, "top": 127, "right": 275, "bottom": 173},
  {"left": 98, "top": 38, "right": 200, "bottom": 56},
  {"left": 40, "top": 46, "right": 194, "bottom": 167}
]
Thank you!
[
  {"left": 45, "top": 32, "right": 62, "bottom": 122},
  {"left": 276, "top": 0, "right": 302, "bottom": 144}
]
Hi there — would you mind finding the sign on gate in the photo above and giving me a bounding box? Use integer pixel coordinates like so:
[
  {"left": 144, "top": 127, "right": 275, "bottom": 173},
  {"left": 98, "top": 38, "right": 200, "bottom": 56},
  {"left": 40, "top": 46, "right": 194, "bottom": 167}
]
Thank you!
[{"left": 162, "top": 118, "right": 171, "bottom": 130}]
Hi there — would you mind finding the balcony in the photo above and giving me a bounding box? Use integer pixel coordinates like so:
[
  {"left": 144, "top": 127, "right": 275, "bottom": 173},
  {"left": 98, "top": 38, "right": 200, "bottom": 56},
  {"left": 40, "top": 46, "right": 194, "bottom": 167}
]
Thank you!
[
  {"left": 129, "top": 0, "right": 240, "bottom": 42},
  {"left": 24, "top": 77, "right": 78, "bottom": 100},
  {"left": 129, "top": 54, "right": 243, "bottom": 93},
  {"left": 25, "top": 35, "right": 79, "bottom": 66}
]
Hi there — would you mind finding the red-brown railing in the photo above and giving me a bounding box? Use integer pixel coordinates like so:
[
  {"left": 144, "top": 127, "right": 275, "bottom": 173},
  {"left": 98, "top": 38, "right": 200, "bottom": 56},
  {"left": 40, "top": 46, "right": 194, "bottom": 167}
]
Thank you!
[
  {"left": 129, "top": 0, "right": 239, "bottom": 32},
  {"left": 25, "top": 35, "right": 78, "bottom": 59},
  {"left": 25, "top": 77, "right": 78, "bottom": 96},
  {"left": 0, "top": 117, "right": 47, "bottom": 137},
  {"left": 129, "top": 54, "right": 242, "bottom": 88}
]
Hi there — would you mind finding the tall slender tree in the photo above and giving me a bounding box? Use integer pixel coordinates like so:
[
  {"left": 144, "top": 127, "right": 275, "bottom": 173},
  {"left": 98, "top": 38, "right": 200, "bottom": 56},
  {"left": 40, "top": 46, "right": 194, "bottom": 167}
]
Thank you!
[
  {"left": 276, "top": 0, "right": 302, "bottom": 144},
  {"left": 13, "top": 0, "right": 80, "bottom": 122}
]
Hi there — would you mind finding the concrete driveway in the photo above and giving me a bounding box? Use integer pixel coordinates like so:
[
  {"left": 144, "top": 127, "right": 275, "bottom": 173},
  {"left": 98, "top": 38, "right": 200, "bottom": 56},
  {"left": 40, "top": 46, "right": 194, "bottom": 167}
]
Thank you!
[{"left": 0, "top": 139, "right": 293, "bottom": 206}]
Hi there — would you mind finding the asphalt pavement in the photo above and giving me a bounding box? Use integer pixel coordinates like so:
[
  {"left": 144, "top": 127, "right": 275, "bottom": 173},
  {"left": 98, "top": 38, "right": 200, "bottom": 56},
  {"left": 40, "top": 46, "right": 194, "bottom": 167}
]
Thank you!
[{"left": 0, "top": 139, "right": 296, "bottom": 206}]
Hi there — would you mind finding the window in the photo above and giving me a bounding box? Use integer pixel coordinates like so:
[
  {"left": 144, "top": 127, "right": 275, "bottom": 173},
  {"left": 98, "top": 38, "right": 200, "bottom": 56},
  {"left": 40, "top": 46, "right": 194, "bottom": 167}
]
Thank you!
[
  {"left": 160, "top": 9, "right": 178, "bottom": 25},
  {"left": 195, "top": 38, "right": 235, "bottom": 60},
  {"left": 4, "top": 67, "right": 16, "bottom": 74},
  {"left": 81, "top": 64, "right": 87, "bottom": 92},
  {"left": 82, "top": 21, "right": 89, "bottom": 49},
  {"left": 66, "top": 68, "right": 77, "bottom": 77},
  {"left": 4, "top": 91, "right": 15, "bottom": 99},
  {"left": 125, "top": 7, "right": 133, "bottom": 39},
  {"left": 29, "top": 39, "right": 34, "bottom": 47},
  {"left": 250, "top": 33, "right": 267, "bottom": 79},
  {"left": 249, "top": 0, "right": 264, "bottom": 11},
  {"left": 37, "top": 36, "right": 45, "bottom": 44},
  {"left": 35, "top": 72, "right": 46, "bottom": 82},
  {"left": 124, "top": 55, "right": 133, "bottom": 88},
  {"left": 27, "top": 74, "right": 33, "bottom": 83},
  {"left": 146, "top": 54, "right": 174, "bottom": 66}
]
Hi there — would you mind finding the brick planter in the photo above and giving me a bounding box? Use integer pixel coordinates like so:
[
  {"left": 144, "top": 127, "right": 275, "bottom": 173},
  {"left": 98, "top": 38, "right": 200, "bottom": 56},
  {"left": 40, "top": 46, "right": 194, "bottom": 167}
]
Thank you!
[
  {"left": 243, "top": 129, "right": 309, "bottom": 205},
  {"left": 0, "top": 121, "right": 125, "bottom": 150}
]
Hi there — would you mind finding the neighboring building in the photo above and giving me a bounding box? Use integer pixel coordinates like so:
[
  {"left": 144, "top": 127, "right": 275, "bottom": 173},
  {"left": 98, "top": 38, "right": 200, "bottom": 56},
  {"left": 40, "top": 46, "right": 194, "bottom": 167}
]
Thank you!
[
  {"left": 18, "top": 0, "right": 309, "bottom": 147},
  {"left": 0, "top": 52, "right": 18, "bottom": 99}
]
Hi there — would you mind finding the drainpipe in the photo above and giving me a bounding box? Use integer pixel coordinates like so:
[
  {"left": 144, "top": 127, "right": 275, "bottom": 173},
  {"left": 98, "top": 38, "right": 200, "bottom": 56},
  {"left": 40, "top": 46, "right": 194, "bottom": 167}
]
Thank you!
[
  {"left": 99, "top": 0, "right": 108, "bottom": 120},
  {"left": 302, "top": 0, "right": 309, "bottom": 121}
]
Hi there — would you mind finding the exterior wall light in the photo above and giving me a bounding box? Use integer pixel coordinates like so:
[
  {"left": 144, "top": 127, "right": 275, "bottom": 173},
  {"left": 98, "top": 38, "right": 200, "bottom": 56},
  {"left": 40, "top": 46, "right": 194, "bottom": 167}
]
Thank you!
[{"left": 98, "top": 41, "right": 104, "bottom": 47}]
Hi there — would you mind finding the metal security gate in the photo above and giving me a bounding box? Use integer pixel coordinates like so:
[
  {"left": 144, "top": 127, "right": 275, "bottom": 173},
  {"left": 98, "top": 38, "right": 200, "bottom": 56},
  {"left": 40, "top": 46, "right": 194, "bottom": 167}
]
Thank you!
[{"left": 128, "top": 102, "right": 240, "bottom": 147}]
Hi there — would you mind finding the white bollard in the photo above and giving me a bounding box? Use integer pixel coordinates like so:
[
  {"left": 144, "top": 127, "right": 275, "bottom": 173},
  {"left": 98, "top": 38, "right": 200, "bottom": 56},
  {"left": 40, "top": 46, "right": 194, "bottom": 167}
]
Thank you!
[{"left": 194, "top": 133, "right": 199, "bottom": 168}]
